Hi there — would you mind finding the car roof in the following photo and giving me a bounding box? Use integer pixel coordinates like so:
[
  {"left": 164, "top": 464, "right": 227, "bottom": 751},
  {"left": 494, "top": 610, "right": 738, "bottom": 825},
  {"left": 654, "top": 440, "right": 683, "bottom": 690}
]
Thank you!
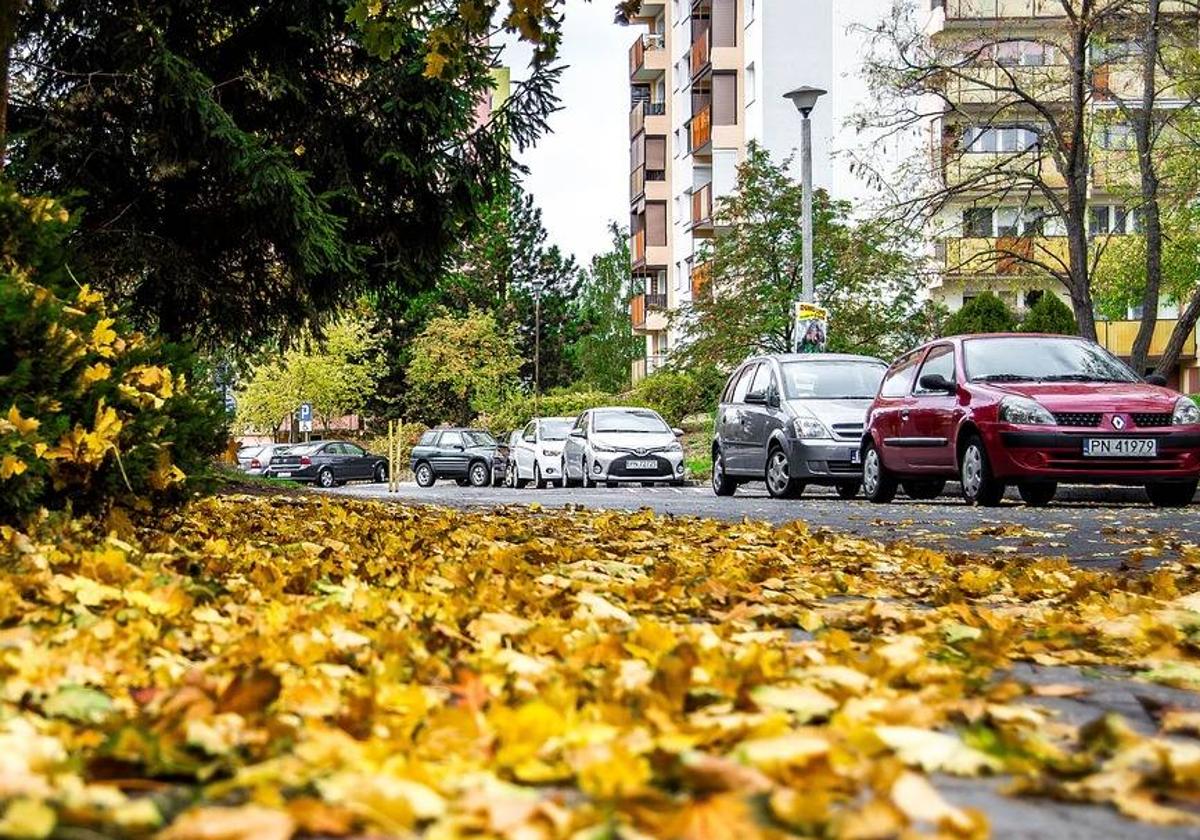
[
  {"left": 743, "top": 352, "right": 887, "bottom": 366},
  {"left": 589, "top": 406, "right": 660, "bottom": 413}
]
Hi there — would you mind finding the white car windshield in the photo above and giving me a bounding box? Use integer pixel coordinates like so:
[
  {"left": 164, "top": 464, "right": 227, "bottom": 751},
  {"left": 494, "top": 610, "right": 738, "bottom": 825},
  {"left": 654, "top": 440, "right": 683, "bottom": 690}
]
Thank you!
[
  {"left": 781, "top": 361, "right": 886, "bottom": 399},
  {"left": 964, "top": 337, "right": 1139, "bottom": 383},
  {"left": 593, "top": 410, "right": 670, "bottom": 434},
  {"left": 539, "top": 419, "right": 574, "bottom": 441}
]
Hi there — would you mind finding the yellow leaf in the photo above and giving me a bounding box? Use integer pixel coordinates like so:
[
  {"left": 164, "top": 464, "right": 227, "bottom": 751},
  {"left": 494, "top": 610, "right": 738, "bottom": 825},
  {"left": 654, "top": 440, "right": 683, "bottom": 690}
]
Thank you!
[
  {"left": 0, "top": 798, "right": 56, "bottom": 839},
  {"left": 156, "top": 805, "right": 295, "bottom": 840},
  {"left": 891, "top": 771, "right": 985, "bottom": 835},
  {"left": 6, "top": 406, "right": 39, "bottom": 436},
  {"left": 1, "top": 455, "right": 28, "bottom": 480},
  {"left": 80, "top": 363, "right": 112, "bottom": 385},
  {"left": 875, "top": 726, "right": 1000, "bottom": 776},
  {"left": 750, "top": 684, "right": 838, "bottom": 722}
]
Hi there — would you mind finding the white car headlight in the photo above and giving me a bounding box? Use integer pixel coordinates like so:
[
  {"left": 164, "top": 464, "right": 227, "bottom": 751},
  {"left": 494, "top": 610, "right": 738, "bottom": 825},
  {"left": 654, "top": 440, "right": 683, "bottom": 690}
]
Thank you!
[
  {"left": 1173, "top": 396, "right": 1200, "bottom": 426},
  {"left": 666, "top": 441, "right": 683, "bottom": 452},
  {"left": 791, "top": 412, "right": 831, "bottom": 440},
  {"left": 592, "top": 443, "right": 618, "bottom": 453},
  {"left": 998, "top": 396, "right": 1055, "bottom": 425}
]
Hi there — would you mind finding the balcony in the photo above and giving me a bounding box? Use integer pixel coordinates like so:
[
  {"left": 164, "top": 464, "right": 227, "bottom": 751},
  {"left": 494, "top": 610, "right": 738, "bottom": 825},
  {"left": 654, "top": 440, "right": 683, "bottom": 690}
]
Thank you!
[
  {"left": 943, "top": 151, "right": 1067, "bottom": 191},
  {"left": 690, "top": 28, "right": 710, "bottom": 80},
  {"left": 943, "top": 236, "right": 1070, "bottom": 276},
  {"left": 631, "top": 293, "right": 647, "bottom": 329},
  {"left": 940, "top": 0, "right": 1062, "bottom": 20},
  {"left": 631, "top": 291, "right": 668, "bottom": 332},
  {"left": 629, "top": 100, "right": 666, "bottom": 137},
  {"left": 629, "top": 32, "right": 666, "bottom": 81},
  {"left": 945, "top": 65, "right": 1071, "bottom": 106},
  {"left": 691, "top": 261, "right": 712, "bottom": 299},
  {"left": 631, "top": 228, "right": 646, "bottom": 266},
  {"left": 1097, "top": 320, "right": 1196, "bottom": 360},
  {"left": 691, "top": 183, "right": 714, "bottom": 234},
  {"left": 1091, "top": 150, "right": 1138, "bottom": 190},
  {"left": 687, "top": 106, "right": 712, "bottom": 156}
]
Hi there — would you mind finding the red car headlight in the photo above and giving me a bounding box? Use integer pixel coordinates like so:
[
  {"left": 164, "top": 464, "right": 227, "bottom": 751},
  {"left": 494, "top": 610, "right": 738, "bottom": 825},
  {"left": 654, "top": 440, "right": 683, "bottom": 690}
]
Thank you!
[{"left": 998, "top": 396, "right": 1055, "bottom": 425}]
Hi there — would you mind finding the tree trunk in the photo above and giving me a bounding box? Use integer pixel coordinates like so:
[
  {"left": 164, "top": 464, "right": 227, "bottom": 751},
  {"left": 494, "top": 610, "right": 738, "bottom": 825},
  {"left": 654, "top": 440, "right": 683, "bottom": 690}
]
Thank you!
[
  {"left": 1129, "top": 0, "right": 1163, "bottom": 374},
  {"left": 0, "top": 1, "right": 17, "bottom": 173},
  {"left": 1154, "top": 286, "right": 1200, "bottom": 380},
  {"left": 1064, "top": 18, "right": 1097, "bottom": 341}
]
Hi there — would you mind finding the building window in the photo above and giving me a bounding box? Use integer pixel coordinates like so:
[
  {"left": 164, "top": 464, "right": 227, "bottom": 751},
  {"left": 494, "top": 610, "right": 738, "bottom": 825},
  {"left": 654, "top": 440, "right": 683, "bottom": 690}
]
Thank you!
[
  {"left": 989, "top": 39, "right": 1057, "bottom": 67},
  {"left": 1091, "top": 38, "right": 1146, "bottom": 65},
  {"left": 746, "top": 62, "right": 756, "bottom": 104},
  {"left": 963, "top": 208, "right": 993, "bottom": 238},
  {"left": 964, "top": 206, "right": 1051, "bottom": 238},
  {"left": 1090, "top": 204, "right": 1139, "bottom": 235},
  {"left": 963, "top": 125, "right": 1039, "bottom": 153},
  {"left": 748, "top": 0, "right": 756, "bottom": 22},
  {"left": 1097, "top": 123, "right": 1134, "bottom": 150}
]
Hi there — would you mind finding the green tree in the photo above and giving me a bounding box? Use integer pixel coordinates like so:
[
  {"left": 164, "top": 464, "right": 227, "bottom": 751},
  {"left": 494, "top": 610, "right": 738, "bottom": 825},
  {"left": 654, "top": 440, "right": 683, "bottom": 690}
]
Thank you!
[
  {"left": 7, "top": 1, "right": 558, "bottom": 349},
  {"left": 570, "top": 224, "right": 642, "bottom": 392},
  {"left": 405, "top": 309, "right": 522, "bottom": 426},
  {"left": 1020, "top": 293, "right": 1078, "bottom": 335},
  {"left": 235, "top": 314, "right": 384, "bottom": 437},
  {"left": 943, "top": 292, "right": 1018, "bottom": 336},
  {"left": 673, "top": 143, "right": 936, "bottom": 371}
]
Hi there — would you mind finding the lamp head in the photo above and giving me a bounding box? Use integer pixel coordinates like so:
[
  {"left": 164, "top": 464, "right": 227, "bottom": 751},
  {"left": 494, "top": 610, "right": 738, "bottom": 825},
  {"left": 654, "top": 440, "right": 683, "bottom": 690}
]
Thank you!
[{"left": 784, "top": 86, "right": 826, "bottom": 117}]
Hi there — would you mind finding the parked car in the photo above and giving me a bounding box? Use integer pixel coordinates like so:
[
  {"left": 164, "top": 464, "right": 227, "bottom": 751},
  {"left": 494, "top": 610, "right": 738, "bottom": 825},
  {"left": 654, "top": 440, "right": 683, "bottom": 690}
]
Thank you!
[
  {"left": 237, "top": 443, "right": 289, "bottom": 476},
  {"left": 409, "top": 428, "right": 506, "bottom": 488},
  {"left": 503, "top": 430, "right": 523, "bottom": 488},
  {"left": 268, "top": 440, "right": 389, "bottom": 487},
  {"left": 561, "top": 407, "right": 686, "bottom": 487},
  {"left": 711, "top": 353, "right": 887, "bottom": 499},
  {"left": 861, "top": 333, "right": 1200, "bottom": 508},
  {"left": 509, "top": 417, "right": 575, "bottom": 488}
]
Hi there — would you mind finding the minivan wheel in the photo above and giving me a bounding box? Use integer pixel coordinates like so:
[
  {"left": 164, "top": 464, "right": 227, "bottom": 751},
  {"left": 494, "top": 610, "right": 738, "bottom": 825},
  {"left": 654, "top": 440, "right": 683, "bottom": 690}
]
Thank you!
[
  {"left": 469, "top": 461, "right": 490, "bottom": 488},
  {"left": 765, "top": 448, "right": 804, "bottom": 499},
  {"left": 414, "top": 462, "right": 436, "bottom": 488},
  {"left": 1146, "top": 480, "right": 1198, "bottom": 508},
  {"left": 862, "top": 442, "right": 897, "bottom": 504},
  {"left": 902, "top": 480, "right": 946, "bottom": 501},
  {"left": 711, "top": 448, "right": 738, "bottom": 497},
  {"left": 1018, "top": 481, "right": 1057, "bottom": 507},
  {"left": 835, "top": 482, "right": 861, "bottom": 500},
  {"left": 960, "top": 436, "right": 1005, "bottom": 506}
]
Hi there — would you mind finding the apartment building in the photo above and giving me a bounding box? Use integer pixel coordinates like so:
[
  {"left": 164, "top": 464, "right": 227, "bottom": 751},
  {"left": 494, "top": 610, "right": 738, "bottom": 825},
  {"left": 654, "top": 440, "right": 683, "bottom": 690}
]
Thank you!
[
  {"left": 626, "top": 0, "right": 886, "bottom": 381},
  {"left": 926, "top": 0, "right": 1200, "bottom": 388}
]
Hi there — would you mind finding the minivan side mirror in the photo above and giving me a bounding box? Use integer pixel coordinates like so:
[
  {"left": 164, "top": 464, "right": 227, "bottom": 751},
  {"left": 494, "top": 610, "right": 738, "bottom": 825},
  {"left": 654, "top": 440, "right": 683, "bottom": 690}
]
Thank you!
[
  {"left": 744, "top": 391, "right": 767, "bottom": 405},
  {"left": 767, "top": 388, "right": 782, "bottom": 409},
  {"left": 672, "top": 427, "right": 684, "bottom": 438},
  {"left": 1146, "top": 373, "right": 1168, "bottom": 387},
  {"left": 918, "top": 373, "right": 956, "bottom": 393},
  {"left": 569, "top": 428, "right": 586, "bottom": 439}
]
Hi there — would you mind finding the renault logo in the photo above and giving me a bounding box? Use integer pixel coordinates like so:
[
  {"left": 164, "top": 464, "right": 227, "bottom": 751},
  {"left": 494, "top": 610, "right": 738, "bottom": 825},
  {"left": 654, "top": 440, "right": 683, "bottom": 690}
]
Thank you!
[{"left": 1111, "top": 415, "right": 1126, "bottom": 430}]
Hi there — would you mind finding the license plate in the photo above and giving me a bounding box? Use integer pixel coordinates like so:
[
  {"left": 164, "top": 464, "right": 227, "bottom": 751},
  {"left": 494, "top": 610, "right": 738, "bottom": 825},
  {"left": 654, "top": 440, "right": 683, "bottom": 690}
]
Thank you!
[
  {"left": 1083, "top": 438, "right": 1157, "bottom": 458},
  {"left": 850, "top": 448, "right": 861, "bottom": 465},
  {"left": 276, "top": 471, "right": 292, "bottom": 478},
  {"left": 626, "top": 459, "right": 657, "bottom": 470}
]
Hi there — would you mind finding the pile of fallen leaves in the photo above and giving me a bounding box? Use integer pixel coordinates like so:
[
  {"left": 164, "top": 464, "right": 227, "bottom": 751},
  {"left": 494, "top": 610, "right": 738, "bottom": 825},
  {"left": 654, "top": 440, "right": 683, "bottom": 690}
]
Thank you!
[{"left": 3, "top": 497, "right": 1200, "bottom": 838}]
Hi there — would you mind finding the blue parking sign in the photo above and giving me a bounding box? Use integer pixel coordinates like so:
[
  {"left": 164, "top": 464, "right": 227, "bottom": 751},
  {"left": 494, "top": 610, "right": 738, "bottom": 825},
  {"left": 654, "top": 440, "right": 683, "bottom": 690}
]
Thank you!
[{"left": 299, "top": 403, "right": 312, "bottom": 423}]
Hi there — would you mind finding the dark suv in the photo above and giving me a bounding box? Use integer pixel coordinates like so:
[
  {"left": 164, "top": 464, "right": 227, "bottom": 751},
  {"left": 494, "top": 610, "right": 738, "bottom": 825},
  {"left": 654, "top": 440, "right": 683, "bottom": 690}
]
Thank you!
[
  {"left": 712, "top": 354, "right": 887, "bottom": 499},
  {"left": 409, "top": 428, "right": 506, "bottom": 488}
]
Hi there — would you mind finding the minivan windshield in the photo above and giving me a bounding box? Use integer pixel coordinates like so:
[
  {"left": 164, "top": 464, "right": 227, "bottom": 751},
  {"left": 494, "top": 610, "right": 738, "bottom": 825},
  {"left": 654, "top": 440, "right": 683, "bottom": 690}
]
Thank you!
[
  {"left": 594, "top": 409, "right": 670, "bottom": 434},
  {"left": 539, "top": 419, "right": 574, "bottom": 441},
  {"left": 964, "top": 337, "right": 1139, "bottom": 383},
  {"left": 781, "top": 361, "right": 887, "bottom": 399}
]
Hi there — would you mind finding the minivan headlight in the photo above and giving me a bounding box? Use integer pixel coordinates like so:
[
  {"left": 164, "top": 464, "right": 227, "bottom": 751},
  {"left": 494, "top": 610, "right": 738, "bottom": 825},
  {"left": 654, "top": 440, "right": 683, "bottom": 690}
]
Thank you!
[
  {"left": 1173, "top": 396, "right": 1200, "bottom": 426},
  {"left": 998, "top": 396, "right": 1055, "bottom": 425},
  {"left": 791, "top": 412, "right": 831, "bottom": 439}
]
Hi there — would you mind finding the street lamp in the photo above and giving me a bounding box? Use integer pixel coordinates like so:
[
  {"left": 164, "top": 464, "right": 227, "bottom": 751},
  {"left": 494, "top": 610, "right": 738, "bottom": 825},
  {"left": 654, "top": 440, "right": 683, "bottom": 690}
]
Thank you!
[
  {"left": 532, "top": 278, "right": 544, "bottom": 418},
  {"left": 784, "top": 85, "right": 826, "bottom": 351}
]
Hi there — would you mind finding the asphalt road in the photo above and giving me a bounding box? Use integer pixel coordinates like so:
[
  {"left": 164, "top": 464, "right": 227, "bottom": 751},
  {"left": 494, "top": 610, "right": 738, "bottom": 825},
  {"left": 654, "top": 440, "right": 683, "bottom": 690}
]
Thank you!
[{"left": 329, "top": 479, "right": 1200, "bottom": 568}]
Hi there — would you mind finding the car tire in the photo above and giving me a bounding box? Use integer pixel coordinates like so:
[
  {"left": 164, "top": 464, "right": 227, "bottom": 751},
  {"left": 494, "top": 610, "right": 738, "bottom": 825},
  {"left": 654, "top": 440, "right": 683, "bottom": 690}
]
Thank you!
[
  {"left": 902, "top": 480, "right": 946, "bottom": 501},
  {"left": 862, "top": 442, "right": 898, "bottom": 504},
  {"left": 835, "top": 482, "right": 861, "bottom": 500},
  {"left": 317, "top": 467, "right": 336, "bottom": 489},
  {"left": 765, "top": 447, "right": 804, "bottom": 499},
  {"left": 562, "top": 457, "right": 581, "bottom": 488},
  {"left": 582, "top": 459, "right": 596, "bottom": 488},
  {"left": 373, "top": 463, "right": 388, "bottom": 484},
  {"left": 711, "top": 448, "right": 738, "bottom": 497},
  {"left": 468, "top": 460, "right": 490, "bottom": 488},
  {"left": 1146, "top": 480, "right": 1198, "bottom": 508},
  {"left": 1018, "top": 481, "right": 1057, "bottom": 507},
  {"left": 414, "top": 462, "right": 436, "bottom": 488},
  {"left": 960, "top": 435, "right": 1005, "bottom": 506},
  {"left": 534, "top": 463, "right": 548, "bottom": 490}
]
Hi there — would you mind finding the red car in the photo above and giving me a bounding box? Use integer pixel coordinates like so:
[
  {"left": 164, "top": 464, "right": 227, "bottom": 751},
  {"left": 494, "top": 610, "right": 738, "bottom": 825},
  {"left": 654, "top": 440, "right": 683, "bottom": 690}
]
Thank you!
[{"left": 861, "top": 334, "right": 1200, "bottom": 508}]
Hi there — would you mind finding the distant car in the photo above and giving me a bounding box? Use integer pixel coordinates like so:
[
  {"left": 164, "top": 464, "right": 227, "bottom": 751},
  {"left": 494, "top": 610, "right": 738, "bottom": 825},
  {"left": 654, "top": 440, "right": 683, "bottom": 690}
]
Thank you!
[
  {"left": 409, "top": 428, "right": 505, "bottom": 488},
  {"left": 503, "top": 430, "right": 523, "bottom": 488},
  {"left": 267, "top": 441, "right": 389, "bottom": 487},
  {"left": 561, "top": 407, "right": 685, "bottom": 487},
  {"left": 861, "top": 333, "right": 1200, "bottom": 508},
  {"left": 711, "top": 354, "right": 888, "bottom": 499},
  {"left": 237, "top": 443, "right": 289, "bottom": 477},
  {"left": 509, "top": 417, "right": 575, "bottom": 488}
]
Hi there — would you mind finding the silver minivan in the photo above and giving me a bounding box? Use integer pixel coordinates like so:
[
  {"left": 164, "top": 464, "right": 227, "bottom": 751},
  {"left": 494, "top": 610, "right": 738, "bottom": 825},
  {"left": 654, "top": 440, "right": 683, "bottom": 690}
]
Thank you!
[{"left": 711, "top": 354, "right": 887, "bottom": 499}]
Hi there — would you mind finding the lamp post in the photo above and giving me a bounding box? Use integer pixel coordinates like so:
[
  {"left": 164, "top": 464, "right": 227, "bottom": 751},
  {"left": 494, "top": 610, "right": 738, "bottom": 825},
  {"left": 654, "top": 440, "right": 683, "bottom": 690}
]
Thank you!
[
  {"left": 532, "top": 278, "right": 544, "bottom": 418},
  {"left": 784, "top": 85, "right": 826, "bottom": 351}
]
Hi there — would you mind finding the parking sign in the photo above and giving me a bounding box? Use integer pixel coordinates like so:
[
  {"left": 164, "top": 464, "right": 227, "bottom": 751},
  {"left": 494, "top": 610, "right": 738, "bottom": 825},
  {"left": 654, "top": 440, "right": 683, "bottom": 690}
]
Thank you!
[{"left": 298, "top": 403, "right": 313, "bottom": 433}]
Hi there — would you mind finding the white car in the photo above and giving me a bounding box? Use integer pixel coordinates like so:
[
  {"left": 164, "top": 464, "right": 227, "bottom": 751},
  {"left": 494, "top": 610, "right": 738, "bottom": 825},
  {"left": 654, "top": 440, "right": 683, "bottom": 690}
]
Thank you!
[
  {"left": 238, "top": 443, "right": 289, "bottom": 477},
  {"left": 561, "top": 407, "right": 686, "bottom": 487},
  {"left": 509, "top": 417, "right": 575, "bottom": 488}
]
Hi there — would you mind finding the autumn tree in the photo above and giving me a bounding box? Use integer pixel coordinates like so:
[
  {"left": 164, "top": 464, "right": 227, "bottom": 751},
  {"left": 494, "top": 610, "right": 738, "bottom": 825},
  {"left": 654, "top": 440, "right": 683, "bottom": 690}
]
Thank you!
[
  {"left": 570, "top": 224, "right": 642, "bottom": 393},
  {"left": 673, "top": 144, "right": 937, "bottom": 371},
  {"left": 405, "top": 309, "right": 522, "bottom": 426}
]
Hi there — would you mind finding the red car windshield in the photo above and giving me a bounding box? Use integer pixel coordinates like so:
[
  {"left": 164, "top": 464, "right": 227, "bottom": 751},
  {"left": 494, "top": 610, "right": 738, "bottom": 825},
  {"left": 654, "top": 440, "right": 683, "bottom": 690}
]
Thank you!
[{"left": 963, "top": 337, "right": 1139, "bottom": 384}]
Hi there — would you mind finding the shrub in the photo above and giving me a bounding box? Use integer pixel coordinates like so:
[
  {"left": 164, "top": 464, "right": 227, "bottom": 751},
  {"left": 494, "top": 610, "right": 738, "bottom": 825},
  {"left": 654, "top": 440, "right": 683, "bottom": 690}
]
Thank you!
[
  {"left": 476, "top": 389, "right": 620, "bottom": 435},
  {"left": 1020, "top": 293, "right": 1077, "bottom": 335},
  {"left": 943, "top": 292, "right": 1018, "bottom": 336},
  {"left": 629, "top": 366, "right": 726, "bottom": 426},
  {"left": 0, "top": 186, "right": 226, "bottom": 521}
]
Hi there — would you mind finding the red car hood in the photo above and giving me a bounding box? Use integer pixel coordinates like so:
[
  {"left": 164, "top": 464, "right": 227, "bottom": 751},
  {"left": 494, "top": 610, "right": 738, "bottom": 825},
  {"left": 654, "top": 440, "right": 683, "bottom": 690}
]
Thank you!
[{"left": 986, "top": 381, "right": 1180, "bottom": 413}]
